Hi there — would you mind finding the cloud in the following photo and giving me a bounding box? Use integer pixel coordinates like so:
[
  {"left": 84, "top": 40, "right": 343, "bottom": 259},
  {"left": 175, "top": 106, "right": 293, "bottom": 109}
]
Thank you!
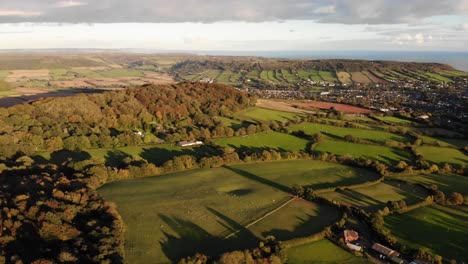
[
  {"left": 454, "top": 23, "right": 468, "bottom": 30},
  {"left": 0, "top": 0, "right": 465, "bottom": 24},
  {"left": 55, "top": 1, "right": 88, "bottom": 8},
  {"left": 0, "top": 10, "right": 41, "bottom": 17}
]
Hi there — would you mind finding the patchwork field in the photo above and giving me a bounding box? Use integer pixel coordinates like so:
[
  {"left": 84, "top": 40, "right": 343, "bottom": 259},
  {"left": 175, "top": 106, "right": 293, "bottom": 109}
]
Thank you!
[
  {"left": 288, "top": 122, "right": 410, "bottom": 144},
  {"left": 286, "top": 239, "right": 370, "bottom": 264},
  {"left": 385, "top": 205, "right": 468, "bottom": 261},
  {"left": 322, "top": 181, "right": 428, "bottom": 211},
  {"left": 417, "top": 146, "right": 467, "bottom": 166},
  {"left": 214, "top": 131, "right": 309, "bottom": 152},
  {"left": 314, "top": 140, "right": 413, "bottom": 164}
]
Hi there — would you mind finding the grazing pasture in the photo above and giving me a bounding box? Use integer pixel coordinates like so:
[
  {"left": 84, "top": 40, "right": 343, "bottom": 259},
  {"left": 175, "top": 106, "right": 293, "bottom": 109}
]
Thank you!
[
  {"left": 391, "top": 173, "right": 468, "bottom": 195},
  {"left": 286, "top": 239, "right": 370, "bottom": 264},
  {"left": 314, "top": 140, "right": 413, "bottom": 164},
  {"left": 288, "top": 122, "right": 410, "bottom": 144},
  {"left": 214, "top": 131, "right": 309, "bottom": 153},
  {"left": 322, "top": 181, "right": 428, "bottom": 211},
  {"left": 385, "top": 205, "right": 468, "bottom": 261},
  {"left": 99, "top": 166, "right": 291, "bottom": 263},
  {"left": 98, "top": 159, "right": 355, "bottom": 264},
  {"left": 417, "top": 146, "right": 467, "bottom": 166},
  {"left": 373, "top": 116, "right": 412, "bottom": 124},
  {"left": 248, "top": 199, "right": 341, "bottom": 240},
  {"left": 233, "top": 107, "right": 303, "bottom": 123},
  {"left": 229, "top": 160, "right": 380, "bottom": 191}
]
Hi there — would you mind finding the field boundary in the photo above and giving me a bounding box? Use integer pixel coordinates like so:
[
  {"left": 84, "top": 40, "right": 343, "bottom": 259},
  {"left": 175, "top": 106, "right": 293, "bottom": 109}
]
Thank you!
[{"left": 223, "top": 196, "right": 296, "bottom": 239}]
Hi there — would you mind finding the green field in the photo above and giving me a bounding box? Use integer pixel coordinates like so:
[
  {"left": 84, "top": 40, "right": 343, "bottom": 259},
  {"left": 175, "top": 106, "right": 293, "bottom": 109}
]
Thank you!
[
  {"left": 99, "top": 167, "right": 287, "bottom": 263},
  {"left": 233, "top": 107, "right": 303, "bottom": 123},
  {"left": 322, "top": 181, "right": 428, "bottom": 211},
  {"left": 228, "top": 160, "right": 379, "bottom": 191},
  {"left": 417, "top": 146, "right": 467, "bottom": 166},
  {"left": 286, "top": 239, "right": 370, "bottom": 264},
  {"left": 288, "top": 122, "right": 410, "bottom": 144},
  {"left": 373, "top": 116, "right": 412, "bottom": 124},
  {"left": 420, "top": 136, "right": 468, "bottom": 148},
  {"left": 248, "top": 199, "right": 341, "bottom": 240},
  {"left": 391, "top": 173, "right": 468, "bottom": 194},
  {"left": 214, "top": 131, "right": 309, "bottom": 153},
  {"left": 314, "top": 140, "right": 413, "bottom": 164},
  {"left": 98, "top": 161, "right": 348, "bottom": 263},
  {"left": 385, "top": 205, "right": 468, "bottom": 261}
]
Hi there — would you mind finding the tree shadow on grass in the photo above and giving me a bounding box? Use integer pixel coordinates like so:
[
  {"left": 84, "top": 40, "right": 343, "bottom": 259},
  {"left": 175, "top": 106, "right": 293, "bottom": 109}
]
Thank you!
[
  {"left": 261, "top": 205, "right": 341, "bottom": 241},
  {"left": 105, "top": 150, "right": 132, "bottom": 168},
  {"left": 223, "top": 165, "right": 290, "bottom": 193},
  {"left": 49, "top": 149, "right": 91, "bottom": 165},
  {"left": 159, "top": 208, "right": 258, "bottom": 262},
  {"left": 141, "top": 145, "right": 222, "bottom": 166}
]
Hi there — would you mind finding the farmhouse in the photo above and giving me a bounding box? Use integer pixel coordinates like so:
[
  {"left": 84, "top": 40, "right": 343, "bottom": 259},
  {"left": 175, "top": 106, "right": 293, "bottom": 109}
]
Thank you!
[
  {"left": 343, "top": 230, "right": 359, "bottom": 243},
  {"left": 178, "top": 140, "right": 203, "bottom": 147},
  {"left": 371, "top": 243, "right": 400, "bottom": 257},
  {"left": 346, "top": 243, "right": 362, "bottom": 251}
]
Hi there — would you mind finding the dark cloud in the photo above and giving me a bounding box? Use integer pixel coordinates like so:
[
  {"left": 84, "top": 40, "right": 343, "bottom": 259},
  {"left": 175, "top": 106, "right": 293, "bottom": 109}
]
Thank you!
[{"left": 0, "top": 0, "right": 466, "bottom": 24}]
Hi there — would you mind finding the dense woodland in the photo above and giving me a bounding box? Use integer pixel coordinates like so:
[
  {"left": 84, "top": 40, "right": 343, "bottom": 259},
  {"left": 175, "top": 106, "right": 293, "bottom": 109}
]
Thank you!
[{"left": 0, "top": 82, "right": 255, "bottom": 159}]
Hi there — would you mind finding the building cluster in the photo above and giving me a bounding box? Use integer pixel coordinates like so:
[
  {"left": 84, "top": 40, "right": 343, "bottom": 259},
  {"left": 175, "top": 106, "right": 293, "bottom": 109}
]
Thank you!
[
  {"left": 258, "top": 77, "right": 468, "bottom": 125},
  {"left": 342, "top": 230, "right": 432, "bottom": 264}
]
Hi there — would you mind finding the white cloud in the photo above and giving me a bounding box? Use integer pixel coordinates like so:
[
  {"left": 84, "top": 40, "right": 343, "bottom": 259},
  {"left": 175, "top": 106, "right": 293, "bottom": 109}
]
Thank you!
[
  {"left": 312, "top": 5, "right": 336, "bottom": 15},
  {"left": 55, "top": 1, "right": 88, "bottom": 8},
  {"left": 0, "top": 10, "right": 41, "bottom": 17}
]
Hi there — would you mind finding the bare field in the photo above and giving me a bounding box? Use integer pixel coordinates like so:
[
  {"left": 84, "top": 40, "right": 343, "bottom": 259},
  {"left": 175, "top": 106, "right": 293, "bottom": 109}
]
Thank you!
[{"left": 256, "top": 99, "right": 314, "bottom": 114}]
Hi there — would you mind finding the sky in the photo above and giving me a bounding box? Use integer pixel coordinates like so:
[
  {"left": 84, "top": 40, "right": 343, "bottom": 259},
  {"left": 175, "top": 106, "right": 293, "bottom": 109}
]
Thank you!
[{"left": 0, "top": 0, "right": 467, "bottom": 51}]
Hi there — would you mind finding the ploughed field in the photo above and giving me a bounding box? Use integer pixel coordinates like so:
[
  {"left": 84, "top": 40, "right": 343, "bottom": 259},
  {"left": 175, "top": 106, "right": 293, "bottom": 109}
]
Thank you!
[{"left": 98, "top": 160, "right": 376, "bottom": 263}]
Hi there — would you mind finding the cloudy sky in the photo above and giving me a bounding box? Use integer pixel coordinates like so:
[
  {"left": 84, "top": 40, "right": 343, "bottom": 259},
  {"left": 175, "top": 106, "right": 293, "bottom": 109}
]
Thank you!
[{"left": 0, "top": 0, "right": 467, "bottom": 51}]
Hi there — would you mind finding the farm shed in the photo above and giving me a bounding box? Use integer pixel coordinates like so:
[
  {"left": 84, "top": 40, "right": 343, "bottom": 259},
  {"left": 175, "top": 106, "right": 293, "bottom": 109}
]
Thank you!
[
  {"left": 346, "top": 243, "right": 362, "bottom": 251},
  {"left": 371, "top": 243, "right": 400, "bottom": 257},
  {"left": 178, "top": 140, "right": 203, "bottom": 147}
]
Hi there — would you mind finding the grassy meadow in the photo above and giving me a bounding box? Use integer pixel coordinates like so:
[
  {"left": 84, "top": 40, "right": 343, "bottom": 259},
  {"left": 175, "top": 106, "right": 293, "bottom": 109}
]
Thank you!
[
  {"left": 314, "top": 140, "right": 413, "bottom": 164},
  {"left": 228, "top": 160, "right": 379, "bottom": 191},
  {"left": 98, "top": 160, "right": 358, "bottom": 263},
  {"left": 391, "top": 173, "right": 468, "bottom": 195},
  {"left": 233, "top": 107, "right": 303, "bottom": 123},
  {"left": 214, "top": 131, "right": 309, "bottom": 153},
  {"left": 417, "top": 146, "right": 467, "bottom": 166},
  {"left": 322, "top": 181, "right": 428, "bottom": 211},
  {"left": 286, "top": 239, "right": 370, "bottom": 264},
  {"left": 288, "top": 122, "right": 410, "bottom": 144},
  {"left": 385, "top": 205, "right": 468, "bottom": 261}
]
